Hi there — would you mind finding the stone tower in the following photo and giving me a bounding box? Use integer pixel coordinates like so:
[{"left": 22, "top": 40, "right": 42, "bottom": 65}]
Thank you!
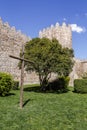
[
  {"left": 39, "top": 22, "right": 87, "bottom": 86},
  {"left": 39, "top": 22, "right": 72, "bottom": 49}
]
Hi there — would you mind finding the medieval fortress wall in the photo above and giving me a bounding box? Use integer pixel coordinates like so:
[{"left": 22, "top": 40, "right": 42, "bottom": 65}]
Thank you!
[
  {"left": 0, "top": 18, "right": 87, "bottom": 86},
  {"left": 0, "top": 18, "right": 39, "bottom": 84}
]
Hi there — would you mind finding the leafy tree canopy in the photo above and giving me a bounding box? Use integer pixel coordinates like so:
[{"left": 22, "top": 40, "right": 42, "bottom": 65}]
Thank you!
[{"left": 23, "top": 37, "right": 74, "bottom": 90}]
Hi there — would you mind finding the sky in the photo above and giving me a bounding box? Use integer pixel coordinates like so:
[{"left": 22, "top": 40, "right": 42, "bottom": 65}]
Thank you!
[{"left": 0, "top": 0, "right": 87, "bottom": 59}]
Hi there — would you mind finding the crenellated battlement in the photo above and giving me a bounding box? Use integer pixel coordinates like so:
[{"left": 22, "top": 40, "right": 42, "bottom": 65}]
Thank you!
[
  {"left": 39, "top": 22, "right": 72, "bottom": 49},
  {"left": 0, "top": 18, "right": 30, "bottom": 43}
]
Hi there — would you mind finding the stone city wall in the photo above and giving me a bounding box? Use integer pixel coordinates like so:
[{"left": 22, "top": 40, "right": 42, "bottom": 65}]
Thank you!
[
  {"left": 0, "top": 18, "right": 39, "bottom": 84},
  {"left": 0, "top": 18, "right": 87, "bottom": 86}
]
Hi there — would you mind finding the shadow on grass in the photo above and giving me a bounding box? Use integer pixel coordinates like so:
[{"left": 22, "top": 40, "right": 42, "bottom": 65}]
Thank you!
[
  {"left": 23, "top": 99, "right": 31, "bottom": 107},
  {"left": 72, "top": 90, "right": 87, "bottom": 94},
  {"left": 17, "top": 99, "right": 32, "bottom": 108},
  {"left": 24, "top": 86, "right": 40, "bottom": 92},
  {"left": 0, "top": 93, "right": 15, "bottom": 97},
  {"left": 24, "top": 85, "right": 68, "bottom": 94}
]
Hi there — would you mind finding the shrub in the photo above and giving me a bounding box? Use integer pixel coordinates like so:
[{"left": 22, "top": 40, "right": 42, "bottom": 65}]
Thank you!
[
  {"left": 82, "top": 72, "right": 87, "bottom": 79},
  {"left": 13, "top": 81, "right": 19, "bottom": 90},
  {"left": 0, "top": 72, "right": 13, "bottom": 96},
  {"left": 74, "top": 79, "right": 87, "bottom": 93},
  {"left": 48, "top": 76, "right": 70, "bottom": 92}
]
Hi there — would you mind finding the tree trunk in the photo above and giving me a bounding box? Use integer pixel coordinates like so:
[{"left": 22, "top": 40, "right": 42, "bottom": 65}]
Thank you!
[{"left": 40, "top": 77, "right": 48, "bottom": 91}]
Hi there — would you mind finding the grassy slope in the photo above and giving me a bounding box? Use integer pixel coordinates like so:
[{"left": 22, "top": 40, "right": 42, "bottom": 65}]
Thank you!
[{"left": 0, "top": 86, "right": 87, "bottom": 130}]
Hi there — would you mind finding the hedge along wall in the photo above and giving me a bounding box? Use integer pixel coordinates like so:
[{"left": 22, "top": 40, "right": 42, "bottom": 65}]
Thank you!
[{"left": 74, "top": 79, "right": 87, "bottom": 93}]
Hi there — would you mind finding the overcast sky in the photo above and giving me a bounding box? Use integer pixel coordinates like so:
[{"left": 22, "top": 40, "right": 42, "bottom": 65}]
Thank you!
[{"left": 0, "top": 0, "right": 87, "bottom": 59}]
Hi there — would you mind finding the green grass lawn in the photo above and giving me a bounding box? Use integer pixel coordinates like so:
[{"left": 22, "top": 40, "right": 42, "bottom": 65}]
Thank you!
[{"left": 0, "top": 85, "right": 87, "bottom": 130}]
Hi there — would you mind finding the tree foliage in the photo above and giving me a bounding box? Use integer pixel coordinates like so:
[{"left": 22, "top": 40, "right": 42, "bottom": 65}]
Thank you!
[{"left": 23, "top": 37, "right": 74, "bottom": 90}]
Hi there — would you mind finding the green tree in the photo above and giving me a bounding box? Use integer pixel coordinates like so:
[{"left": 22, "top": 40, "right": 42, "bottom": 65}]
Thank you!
[{"left": 23, "top": 38, "right": 74, "bottom": 90}]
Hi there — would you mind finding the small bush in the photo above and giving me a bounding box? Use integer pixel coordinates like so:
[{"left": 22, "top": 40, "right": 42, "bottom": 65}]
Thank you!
[
  {"left": 82, "top": 72, "right": 87, "bottom": 79},
  {"left": 0, "top": 72, "right": 13, "bottom": 96},
  {"left": 74, "top": 79, "right": 87, "bottom": 93},
  {"left": 48, "top": 76, "right": 70, "bottom": 92},
  {"left": 13, "top": 81, "right": 19, "bottom": 90}
]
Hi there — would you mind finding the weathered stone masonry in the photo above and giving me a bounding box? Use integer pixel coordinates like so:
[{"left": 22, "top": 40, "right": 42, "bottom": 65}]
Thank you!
[
  {"left": 0, "top": 18, "right": 39, "bottom": 84},
  {"left": 39, "top": 22, "right": 72, "bottom": 49},
  {"left": 0, "top": 18, "right": 87, "bottom": 86}
]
